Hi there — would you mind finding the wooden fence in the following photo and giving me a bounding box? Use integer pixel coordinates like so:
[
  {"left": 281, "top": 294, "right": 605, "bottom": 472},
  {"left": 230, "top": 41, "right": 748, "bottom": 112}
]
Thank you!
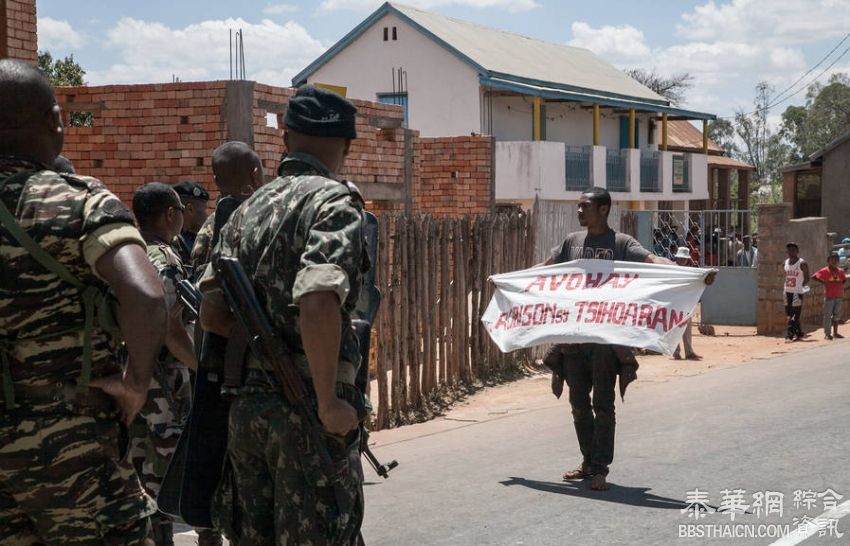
[{"left": 371, "top": 211, "right": 537, "bottom": 429}]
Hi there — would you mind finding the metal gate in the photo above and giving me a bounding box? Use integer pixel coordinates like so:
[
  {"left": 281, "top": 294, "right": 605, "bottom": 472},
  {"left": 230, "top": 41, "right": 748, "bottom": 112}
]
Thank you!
[{"left": 622, "top": 209, "right": 758, "bottom": 325}]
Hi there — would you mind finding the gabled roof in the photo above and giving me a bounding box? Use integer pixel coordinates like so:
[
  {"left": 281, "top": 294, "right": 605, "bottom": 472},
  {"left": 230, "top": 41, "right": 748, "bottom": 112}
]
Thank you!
[
  {"left": 810, "top": 129, "right": 850, "bottom": 160},
  {"left": 292, "top": 2, "right": 715, "bottom": 120}
]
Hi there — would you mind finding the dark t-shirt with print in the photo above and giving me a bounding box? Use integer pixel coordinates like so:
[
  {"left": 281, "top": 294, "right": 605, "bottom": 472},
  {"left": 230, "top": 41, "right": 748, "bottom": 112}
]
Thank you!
[{"left": 550, "top": 228, "right": 651, "bottom": 264}]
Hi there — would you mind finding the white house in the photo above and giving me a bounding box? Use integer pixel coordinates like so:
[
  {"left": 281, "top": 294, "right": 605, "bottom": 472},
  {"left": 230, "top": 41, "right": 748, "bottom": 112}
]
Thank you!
[{"left": 293, "top": 2, "right": 716, "bottom": 208}]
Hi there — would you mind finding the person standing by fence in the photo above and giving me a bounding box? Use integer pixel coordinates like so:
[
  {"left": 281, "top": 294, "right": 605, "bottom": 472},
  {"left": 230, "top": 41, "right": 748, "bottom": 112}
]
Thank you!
[
  {"left": 784, "top": 242, "right": 809, "bottom": 343},
  {"left": 672, "top": 247, "right": 701, "bottom": 360},
  {"left": 811, "top": 252, "right": 847, "bottom": 340}
]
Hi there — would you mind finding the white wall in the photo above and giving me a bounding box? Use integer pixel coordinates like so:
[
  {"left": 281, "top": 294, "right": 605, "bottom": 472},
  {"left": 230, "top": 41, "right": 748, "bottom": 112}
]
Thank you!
[
  {"left": 307, "top": 13, "right": 481, "bottom": 137},
  {"left": 489, "top": 96, "right": 656, "bottom": 149}
]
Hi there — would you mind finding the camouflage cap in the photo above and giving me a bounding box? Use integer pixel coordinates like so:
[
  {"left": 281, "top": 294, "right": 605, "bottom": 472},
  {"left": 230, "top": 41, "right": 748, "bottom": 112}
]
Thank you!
[{"left": 284, "top": 84, "right": 357, "bottom": 139}]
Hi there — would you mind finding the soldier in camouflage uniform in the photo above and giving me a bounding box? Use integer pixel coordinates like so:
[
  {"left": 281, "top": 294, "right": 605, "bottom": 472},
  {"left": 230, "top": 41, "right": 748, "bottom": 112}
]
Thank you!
[
  {"left": 0, "top": 59, "right": 164, "bottom": 545},
  {"left": 190, "top": 142, "right": 263, "bottom": 275},
  {"left": 199, "top": 85, "right": 368, "bottom": 545},
  {"left": 131, "top": 183, "right": 197, "bottom": 545}
]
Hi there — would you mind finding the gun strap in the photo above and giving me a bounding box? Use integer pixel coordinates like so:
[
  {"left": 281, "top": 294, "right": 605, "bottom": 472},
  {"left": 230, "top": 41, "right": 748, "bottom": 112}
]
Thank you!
[
  {"left": 223, "top": 326, "right": 249, "bottom": 390},
  {"left": 0, "top": 171, "right": 100, "bottom": 406}
]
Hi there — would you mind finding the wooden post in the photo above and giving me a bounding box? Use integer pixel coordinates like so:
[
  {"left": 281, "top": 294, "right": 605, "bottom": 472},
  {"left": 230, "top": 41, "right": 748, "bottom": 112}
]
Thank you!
[
  {"left": 533, "top": 96, "right": 542, "bottom": 141},
  {"left": 592, "top": 104, "right": 600, "bottom": 146},
  {"left": 661, "top": 113, "right": 668, "bottom": 151},
  {"left": 628, "top": 109, "right": 636, "bottom": 149},
  {"left": 702, "top": 119, "right": 709, "bottom": 154}
]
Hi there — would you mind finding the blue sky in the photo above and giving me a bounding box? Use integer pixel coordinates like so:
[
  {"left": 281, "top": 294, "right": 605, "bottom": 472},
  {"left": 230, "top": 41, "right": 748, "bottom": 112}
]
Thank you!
[{"left": 36, "top": 0, "right": 850, "bottom": 120}]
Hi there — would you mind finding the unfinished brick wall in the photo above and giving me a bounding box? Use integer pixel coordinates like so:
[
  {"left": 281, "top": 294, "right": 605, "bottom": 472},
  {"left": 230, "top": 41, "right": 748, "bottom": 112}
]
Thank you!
[
  {"left": 414, "top": 136, "right": 493, "bottom": 217},
  {"left": 56, "top": 82, "right": 228, "bottom": 203},
  {"left": 756, "top": 204, "right": 836, "bottom": 335},
  {"left": 1, "top": 0, "right": 37, "bottom": 63},
  {"left": 55, "top": 80, "right": 493, "bottom": 217}
]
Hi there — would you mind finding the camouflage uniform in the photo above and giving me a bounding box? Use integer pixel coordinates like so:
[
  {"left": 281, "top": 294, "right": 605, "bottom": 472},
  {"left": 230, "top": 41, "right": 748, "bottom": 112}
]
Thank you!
[
  {"left": 190, "top": 213, "right": 214, "bottom": 275},
  {"left": 129, "top": 237, "right": 193, "bottom": 542},
  {"left": 0, "top": 158, "right": 156, "bottom": 545},
  {"left": 200, "top": 153, "right": 369, "bottom": 545}
]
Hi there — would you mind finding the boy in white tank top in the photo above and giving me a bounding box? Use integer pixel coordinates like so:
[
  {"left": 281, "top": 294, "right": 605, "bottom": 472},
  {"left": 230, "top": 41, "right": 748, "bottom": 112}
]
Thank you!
[{"left": 783, "top": 242, "right": 810, "bottom": 342}]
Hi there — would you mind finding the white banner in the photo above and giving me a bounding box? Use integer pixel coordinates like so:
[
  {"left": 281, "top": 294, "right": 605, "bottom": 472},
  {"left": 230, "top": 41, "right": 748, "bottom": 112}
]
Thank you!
[{"left": 481, "top": 260, "right": 711, "bottom": 355}]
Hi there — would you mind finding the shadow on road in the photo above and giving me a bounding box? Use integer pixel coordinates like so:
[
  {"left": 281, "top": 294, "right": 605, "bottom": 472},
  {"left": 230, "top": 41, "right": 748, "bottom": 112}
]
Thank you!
[{"left": 499, "top": 477, "right": 702, "bottom": 511}]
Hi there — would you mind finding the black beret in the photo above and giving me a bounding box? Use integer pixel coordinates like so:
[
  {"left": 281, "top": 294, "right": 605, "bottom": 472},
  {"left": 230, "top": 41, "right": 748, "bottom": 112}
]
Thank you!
[
  {"left": 173, "top": 181, "right": 210, "bottom": 201},
  {"left": 284, "top": 85, "right": 357, "bottom": 139}
]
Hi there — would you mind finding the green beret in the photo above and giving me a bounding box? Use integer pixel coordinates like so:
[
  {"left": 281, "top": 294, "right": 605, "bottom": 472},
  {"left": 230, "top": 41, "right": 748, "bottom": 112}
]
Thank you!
[{"left": 284, "top": 85, "right": 357, "bottom": 139}]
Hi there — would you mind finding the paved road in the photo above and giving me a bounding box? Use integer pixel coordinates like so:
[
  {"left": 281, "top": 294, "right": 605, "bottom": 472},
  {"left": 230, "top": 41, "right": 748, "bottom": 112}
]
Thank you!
[{"left": 359, "top": 341, "right": 850, "bottom": 545}]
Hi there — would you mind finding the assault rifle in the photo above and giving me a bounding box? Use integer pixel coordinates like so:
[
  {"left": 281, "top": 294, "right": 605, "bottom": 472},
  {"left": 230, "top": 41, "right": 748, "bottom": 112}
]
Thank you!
[
  {"left": 216, "top": 256, "right": 351, "bottom": 513},
  {"left": 176, "top": 279, "right": 201, "bottom": 321}
]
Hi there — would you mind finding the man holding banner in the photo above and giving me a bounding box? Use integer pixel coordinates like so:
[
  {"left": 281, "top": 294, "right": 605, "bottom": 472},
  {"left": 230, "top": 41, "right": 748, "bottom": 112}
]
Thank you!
[{"left": 482, "top": 187, "right": 715, "bottom": 492}]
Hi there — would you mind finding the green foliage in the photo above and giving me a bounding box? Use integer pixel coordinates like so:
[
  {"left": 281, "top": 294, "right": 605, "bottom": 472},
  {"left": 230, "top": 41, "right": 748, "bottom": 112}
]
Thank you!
[
  {"left": 708, "top": 118, "right": 738, "bottom": 156},
  {"left": 37, "top": 50, "right": 93, "bottom": 128},
  {"left": 781, "top": 73, "right": 850, "bottom": 161}
]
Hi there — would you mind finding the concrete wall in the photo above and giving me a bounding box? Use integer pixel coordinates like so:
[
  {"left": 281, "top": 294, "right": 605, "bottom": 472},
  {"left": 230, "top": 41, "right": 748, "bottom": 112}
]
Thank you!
[
  {"left": 701, "top": 267, "right": 758, "bottom": 325},
  {"left": 757, "top": 203, "right": 831, "bottom": 335},
  {"left": 494, "top": 141, "right": 570, "bottom": 201},
  {"left": 307, "top": 12, "right": 481, "bottom": 137},
  {"left": 495, "top": 141, "right": 708, "bottom": 204},
  {"left": 489, "top": 97, "right": 654, "bottom": 149},
  {"left": 821, "top": 138, "right": 850, "bottom": 238}
]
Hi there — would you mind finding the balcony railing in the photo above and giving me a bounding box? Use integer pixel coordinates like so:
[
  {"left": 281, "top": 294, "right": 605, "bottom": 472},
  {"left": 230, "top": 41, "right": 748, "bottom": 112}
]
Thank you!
[
  {"left": 606, "top": 149, "right": 628, "bottom": 192},
  {"left": 565, "top": 146, "right": 590, "bottom": 191},
  {"left": 672, "top": 154, "right": 691, "bottom": 192},
  {"left": 640, "top": 152, "right": 661, "bottom": 192}
]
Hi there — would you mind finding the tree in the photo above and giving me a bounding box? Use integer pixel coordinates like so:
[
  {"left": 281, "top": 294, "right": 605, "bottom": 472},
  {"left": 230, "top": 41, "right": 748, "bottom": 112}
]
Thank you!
[
  {"left": 733, "top": 82, "right": 791, "bottom": 203},
  {"left": 780, "top": 73, "right": 850, "bottom": 161},
  {"left": 625, "top": 68, "right": 693, "bottom": 105},
  {"left": 708, "top": 118, "right": 738, "bottom": 157},
  {"left": 38, "top": 51, "right": 92, "bottom": 127}
]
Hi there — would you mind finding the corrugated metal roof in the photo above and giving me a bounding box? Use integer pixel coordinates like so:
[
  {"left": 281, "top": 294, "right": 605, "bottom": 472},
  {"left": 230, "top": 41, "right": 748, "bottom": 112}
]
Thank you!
[
  {"left": 707, "top": 155, "right": 755, "bottom": 170},
  {"left": 666, "top": 120, "right": 723, "bottom": 153},
  {"left": 391, "top": 3, "right": 666, "bottom": 104}
]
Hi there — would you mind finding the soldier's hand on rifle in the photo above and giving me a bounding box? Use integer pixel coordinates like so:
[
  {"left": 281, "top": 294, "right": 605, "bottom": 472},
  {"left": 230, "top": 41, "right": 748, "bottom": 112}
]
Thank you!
[
  {"left": 90, "top": 371, "right": 149, "bottom": 426},
  {"left": 319, "top": 397, "right": 359, "bottom": 437}
]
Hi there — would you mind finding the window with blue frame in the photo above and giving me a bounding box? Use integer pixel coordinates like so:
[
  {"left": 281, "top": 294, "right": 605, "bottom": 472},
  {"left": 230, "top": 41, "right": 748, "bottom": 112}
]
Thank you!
[{"left": 377, "top": 93, "right": 408, "bottom": 128}]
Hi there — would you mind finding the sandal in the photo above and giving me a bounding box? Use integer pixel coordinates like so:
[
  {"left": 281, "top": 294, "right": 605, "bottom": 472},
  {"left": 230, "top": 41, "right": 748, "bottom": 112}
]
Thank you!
[
  {"left": 591, "top": 474, "right": 610, "bottom": 491},
  {"left": 562, "top": 463, "right": 591, "bottom": 481}
]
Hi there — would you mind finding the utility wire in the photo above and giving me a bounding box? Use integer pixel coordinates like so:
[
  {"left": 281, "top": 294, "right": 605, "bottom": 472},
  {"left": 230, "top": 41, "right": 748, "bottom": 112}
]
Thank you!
[{"left": 717, "top": 32, "right": 850, "bottom": 120}]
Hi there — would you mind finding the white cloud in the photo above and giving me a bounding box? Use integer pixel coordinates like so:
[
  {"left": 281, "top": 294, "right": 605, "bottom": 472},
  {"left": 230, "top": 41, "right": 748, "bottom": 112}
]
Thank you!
[
  {"left": 566, "top": 18, "right": 812, "bottom": 116},
  {"left": 318, "top": 0, "right": 539, "bottom": 14},
  {"left": 87, "top": 17, "right": 326, "bottom": 86},
  {"left": 262, "top": 3, "right": 298, "bottom": 14},
  {"left": 567, "top": 22, "right": 650, "bottom": 63},
  {"left": 676, "top": 0, "right": 850, "bottom": 44},
  {"left": 38, "top": 17, "right": 84, "bottom": 51}
]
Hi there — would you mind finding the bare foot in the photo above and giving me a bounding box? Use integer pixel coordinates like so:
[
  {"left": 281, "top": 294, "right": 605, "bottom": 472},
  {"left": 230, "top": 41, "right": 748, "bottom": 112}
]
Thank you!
[
  {"left": 685, "top": 353, "right": 702, "bottom": 360},
  {"left": 672, "top": 353, "right": 682, "bottom": 360},
  {"left": 591, "top": 474, "right": 610, "bottom": 491}
]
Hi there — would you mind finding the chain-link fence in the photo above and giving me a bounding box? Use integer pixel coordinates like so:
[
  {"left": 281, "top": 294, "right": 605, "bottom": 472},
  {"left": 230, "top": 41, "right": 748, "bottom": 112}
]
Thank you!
[{"left": 621, "top": 209, "right": 758, "bottom": 268}]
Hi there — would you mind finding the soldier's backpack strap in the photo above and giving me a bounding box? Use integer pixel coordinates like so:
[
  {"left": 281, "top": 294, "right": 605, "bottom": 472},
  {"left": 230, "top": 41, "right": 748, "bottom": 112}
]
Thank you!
[{"left": 0, "top": 170, "right": 101, "bottom": 408}]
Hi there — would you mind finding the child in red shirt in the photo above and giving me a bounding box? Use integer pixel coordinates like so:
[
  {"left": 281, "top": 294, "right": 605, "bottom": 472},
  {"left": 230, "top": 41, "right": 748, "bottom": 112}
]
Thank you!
[{"left": 812, "top": 253, "right": 848, "bottom": 339}]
